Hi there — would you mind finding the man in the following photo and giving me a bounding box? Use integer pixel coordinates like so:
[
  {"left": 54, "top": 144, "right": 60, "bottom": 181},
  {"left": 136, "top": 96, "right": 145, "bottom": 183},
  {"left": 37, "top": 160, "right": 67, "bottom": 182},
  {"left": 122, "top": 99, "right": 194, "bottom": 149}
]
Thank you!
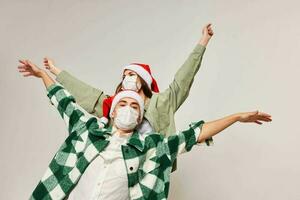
[{"left": 17, "top": 60, "right": 272, "bottom": 200}]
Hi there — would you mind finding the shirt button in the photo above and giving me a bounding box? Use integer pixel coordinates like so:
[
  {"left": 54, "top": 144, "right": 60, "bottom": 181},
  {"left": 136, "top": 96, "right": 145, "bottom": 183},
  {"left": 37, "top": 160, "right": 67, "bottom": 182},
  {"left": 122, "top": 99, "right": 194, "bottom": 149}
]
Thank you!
[{"left": 129, "top": 166, "right": 133, "bottom": 171}]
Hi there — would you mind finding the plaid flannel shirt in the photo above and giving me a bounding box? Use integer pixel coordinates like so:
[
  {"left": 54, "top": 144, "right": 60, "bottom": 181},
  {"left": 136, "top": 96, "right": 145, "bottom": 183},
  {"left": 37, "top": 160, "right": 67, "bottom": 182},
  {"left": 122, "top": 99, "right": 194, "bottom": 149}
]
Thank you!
[{"left": 30, "top": 83, "right": 209, "bottom": 200}]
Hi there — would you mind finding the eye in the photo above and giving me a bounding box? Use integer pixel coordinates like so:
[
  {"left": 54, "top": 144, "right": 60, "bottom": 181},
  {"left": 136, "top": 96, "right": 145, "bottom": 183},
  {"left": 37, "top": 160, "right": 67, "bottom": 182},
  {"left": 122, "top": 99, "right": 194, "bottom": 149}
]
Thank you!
[
  {"left": 129, "top": 73, "right": 137, "bottom": 77},
  {"left": 131, "top": 105, "right": 139, "bottom": 110},
  {"left": 119, "top": 103, "right": 126, "bottom": 107}
]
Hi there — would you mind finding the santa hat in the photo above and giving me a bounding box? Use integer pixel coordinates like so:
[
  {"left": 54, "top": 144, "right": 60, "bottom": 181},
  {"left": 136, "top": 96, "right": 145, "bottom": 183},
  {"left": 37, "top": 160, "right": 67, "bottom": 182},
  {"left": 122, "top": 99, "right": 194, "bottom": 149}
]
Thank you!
[
  {"left": 123, "top": 63, "right": 159, "bottom": 93},
  {"left": 108, "top": 90, "right": 144, "bottom": 122},
  {"left": 99, "top": 63, "right": 158, "bottom": 126}
]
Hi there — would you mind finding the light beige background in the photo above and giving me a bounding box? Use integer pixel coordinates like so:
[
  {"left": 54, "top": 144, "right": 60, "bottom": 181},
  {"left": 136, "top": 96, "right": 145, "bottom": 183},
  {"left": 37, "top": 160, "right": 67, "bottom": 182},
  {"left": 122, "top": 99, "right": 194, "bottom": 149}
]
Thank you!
[{"left": 1, "top": 0, "right": 300, "bottom": 199}]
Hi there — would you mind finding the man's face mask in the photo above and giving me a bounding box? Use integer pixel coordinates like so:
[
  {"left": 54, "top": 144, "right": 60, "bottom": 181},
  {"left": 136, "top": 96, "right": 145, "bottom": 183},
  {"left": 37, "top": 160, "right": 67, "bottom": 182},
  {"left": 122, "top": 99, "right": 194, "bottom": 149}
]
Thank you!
[
  {"left": 122, "top": 74, "right": 142, "bottom": 91},
  {"left": 114, "top": 105, "right": 139, "bottom": 131}
]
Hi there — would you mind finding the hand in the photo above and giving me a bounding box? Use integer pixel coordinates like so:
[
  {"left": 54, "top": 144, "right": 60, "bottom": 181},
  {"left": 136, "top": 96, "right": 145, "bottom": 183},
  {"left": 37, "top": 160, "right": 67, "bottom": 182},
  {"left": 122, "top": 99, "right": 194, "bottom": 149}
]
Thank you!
[
  {"left": 43, "top": 57, "right": 61, "bottom": 76},
  {"left": 18, "top": 59, "right": 45, "bottom": 78},
  {"left": 237, "top": 111, "right": 272, "bottom": 125},
  {"left": 198, "top": 23, "right": 214, "bottom": 46},
  {"left": 202, "top": 23, "right": 214, "bottom": 39}
]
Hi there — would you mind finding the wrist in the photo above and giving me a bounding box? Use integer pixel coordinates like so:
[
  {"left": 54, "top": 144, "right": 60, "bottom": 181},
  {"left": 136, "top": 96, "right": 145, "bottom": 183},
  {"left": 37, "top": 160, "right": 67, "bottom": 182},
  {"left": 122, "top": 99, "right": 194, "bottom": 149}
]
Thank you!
[
  {"left": 39, "top": 70, "right": 48, "bottom": 78},
  {"left": 198, "top": 37, "right": 210, "bottom": 47},
  {"left": 232, "top": 113, "right": 242, "bottom": 122},
  {"left": 51, "top": 66, "right": 62, "bottom": 76}
]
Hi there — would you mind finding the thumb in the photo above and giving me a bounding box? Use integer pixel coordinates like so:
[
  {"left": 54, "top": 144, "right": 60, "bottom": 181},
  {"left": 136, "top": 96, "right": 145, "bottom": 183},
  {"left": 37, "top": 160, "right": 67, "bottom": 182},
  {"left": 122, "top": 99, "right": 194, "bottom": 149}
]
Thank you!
[
  {"left": 252, "top": 110, "right": 259, "bottom": 116},
  {"left": 26, "top": 60, "right": 34, "bottom": 67}
]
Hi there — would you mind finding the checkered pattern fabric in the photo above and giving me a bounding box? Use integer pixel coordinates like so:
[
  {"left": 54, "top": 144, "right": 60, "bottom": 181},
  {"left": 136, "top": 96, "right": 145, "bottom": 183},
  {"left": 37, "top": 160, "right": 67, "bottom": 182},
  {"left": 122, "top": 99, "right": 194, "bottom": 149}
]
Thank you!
[{"left": 30, "top": 83, "right": 209, "bottom": 200}]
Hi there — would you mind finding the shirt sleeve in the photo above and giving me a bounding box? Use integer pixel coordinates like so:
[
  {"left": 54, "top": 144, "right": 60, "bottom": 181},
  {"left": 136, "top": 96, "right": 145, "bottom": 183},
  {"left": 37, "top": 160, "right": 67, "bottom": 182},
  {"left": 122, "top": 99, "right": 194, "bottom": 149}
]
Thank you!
[
  {"left": 163, "top": 120, "right": 209, "bottom": 163},
  {"left": 56, "top": 70, "right": 108, "bottom": 115},
  {"left": 158, "top": 44, "right": 206, "bottom": 112},
  {"left": 46, "top": 83, "right": 102, "bottom": 135}
]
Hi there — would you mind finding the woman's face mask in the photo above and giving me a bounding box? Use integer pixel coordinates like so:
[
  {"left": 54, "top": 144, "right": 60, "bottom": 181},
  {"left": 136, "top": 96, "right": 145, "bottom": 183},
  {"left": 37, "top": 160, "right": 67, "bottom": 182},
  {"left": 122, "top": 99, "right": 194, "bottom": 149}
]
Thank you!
[
  {"left": 122, "top": 74, "right": 142, "bottom": 91},
  {"left": 114, "top": 105, "right": 139, "bottom": 131}
]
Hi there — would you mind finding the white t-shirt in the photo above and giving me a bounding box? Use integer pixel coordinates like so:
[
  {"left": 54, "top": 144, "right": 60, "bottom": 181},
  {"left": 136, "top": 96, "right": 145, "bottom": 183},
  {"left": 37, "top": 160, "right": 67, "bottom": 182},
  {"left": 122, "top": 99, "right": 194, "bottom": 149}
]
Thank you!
[{"left": 67, "top": 129, "right": 132, "bottom": 200}]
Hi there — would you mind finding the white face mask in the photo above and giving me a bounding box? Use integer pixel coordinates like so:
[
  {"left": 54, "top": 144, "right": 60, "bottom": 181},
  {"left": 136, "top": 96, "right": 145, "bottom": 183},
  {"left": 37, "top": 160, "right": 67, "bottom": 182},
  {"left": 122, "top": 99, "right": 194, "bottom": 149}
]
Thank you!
[
  {"left": 114, "top": 105, "right": 139, "bottom": 131},
  {"left": 122, "top": 75, "right": 141, "bottom": 91}
]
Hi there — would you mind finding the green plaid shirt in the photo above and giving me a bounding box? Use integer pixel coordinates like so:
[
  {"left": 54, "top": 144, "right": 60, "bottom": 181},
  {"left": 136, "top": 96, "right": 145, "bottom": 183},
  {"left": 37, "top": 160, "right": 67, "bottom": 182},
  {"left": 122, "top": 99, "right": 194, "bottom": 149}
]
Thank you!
[{"left": 30, "top": 83, "right": 209, "bottom": 200}]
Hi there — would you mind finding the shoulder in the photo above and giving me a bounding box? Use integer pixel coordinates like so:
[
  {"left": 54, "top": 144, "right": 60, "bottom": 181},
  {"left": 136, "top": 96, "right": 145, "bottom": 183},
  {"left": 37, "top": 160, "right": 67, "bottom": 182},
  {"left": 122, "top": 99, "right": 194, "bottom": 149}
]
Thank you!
[{"left": 144, "top": 132, "right": 164, "bottom": 147}]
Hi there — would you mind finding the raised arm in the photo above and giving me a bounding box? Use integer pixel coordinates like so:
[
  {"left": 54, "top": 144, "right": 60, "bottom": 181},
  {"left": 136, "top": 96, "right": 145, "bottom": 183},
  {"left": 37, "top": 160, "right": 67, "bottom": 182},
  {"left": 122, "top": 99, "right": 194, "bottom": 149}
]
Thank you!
[
  {"left": 18, "top": 59, "right": 102, "bottom": 134},
  {"left": 158, "top": 23, "right": 214, "bottom": 112},
  {"left": 43, "top": 57, "right": 108, "bottom": 116}
]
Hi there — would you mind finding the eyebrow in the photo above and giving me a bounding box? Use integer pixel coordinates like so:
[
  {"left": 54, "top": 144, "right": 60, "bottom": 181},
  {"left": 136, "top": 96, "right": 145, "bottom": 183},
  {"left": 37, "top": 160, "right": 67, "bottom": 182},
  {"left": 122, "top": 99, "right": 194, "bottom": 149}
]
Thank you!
[{"left": 131, "top": 102, "right": 139, "bottom": 106}]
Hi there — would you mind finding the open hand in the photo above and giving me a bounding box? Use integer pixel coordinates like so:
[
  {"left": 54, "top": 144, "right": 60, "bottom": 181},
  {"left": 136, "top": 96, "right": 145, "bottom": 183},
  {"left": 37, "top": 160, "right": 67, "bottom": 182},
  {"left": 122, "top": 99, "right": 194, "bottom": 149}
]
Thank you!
[
  {"left": 18, "top": 59, "right": 45, "bottom": 78},
  {"left": 237, "top": 111, "right": 272, "bottom": 125}
]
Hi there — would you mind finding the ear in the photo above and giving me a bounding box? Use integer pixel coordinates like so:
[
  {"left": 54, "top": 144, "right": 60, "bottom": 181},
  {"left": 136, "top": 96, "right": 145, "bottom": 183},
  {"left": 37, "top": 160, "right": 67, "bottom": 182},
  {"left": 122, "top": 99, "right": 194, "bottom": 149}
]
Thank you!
[
  {"left": 137, "top": 115, "right": 142, "bottom": 123},
  {"left": 111, "top": 110, "right": 115, "bottom": 119}
]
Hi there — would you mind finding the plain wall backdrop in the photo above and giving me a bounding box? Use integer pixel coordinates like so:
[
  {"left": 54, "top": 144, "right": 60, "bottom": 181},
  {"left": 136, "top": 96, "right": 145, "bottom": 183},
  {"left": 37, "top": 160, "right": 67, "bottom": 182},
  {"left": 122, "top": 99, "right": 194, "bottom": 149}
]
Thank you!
[{"left": 1, "top": 0, "right": 300, "bottom": 199}]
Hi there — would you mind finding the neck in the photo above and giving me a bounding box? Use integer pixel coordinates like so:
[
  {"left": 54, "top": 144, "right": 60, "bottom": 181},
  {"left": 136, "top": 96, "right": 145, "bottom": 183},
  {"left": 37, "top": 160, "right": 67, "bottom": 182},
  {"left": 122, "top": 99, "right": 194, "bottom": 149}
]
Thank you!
[
  {"left": 113, "top": 126, "right": 134, "bottom": 135},
  {"left": 138, "top": 90, "right": 148, "bottom": 103}
]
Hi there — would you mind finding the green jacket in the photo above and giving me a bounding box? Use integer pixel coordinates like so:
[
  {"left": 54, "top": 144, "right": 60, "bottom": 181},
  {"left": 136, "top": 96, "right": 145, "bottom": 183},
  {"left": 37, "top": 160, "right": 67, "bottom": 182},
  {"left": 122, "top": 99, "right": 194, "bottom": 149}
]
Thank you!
[
  {"left": 30, "top": 84, "right": 206, "bottom": 200},
  {"left": 55, "top": 44, "right": 213, "bottom": 171}
]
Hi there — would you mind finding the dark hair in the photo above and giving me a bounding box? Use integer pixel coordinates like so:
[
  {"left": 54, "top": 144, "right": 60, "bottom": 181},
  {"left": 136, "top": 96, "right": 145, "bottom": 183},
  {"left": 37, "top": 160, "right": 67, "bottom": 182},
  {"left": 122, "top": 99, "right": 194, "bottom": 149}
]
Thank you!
[{"left": 114, "top": 76, "right": 153, "bottom": 98}]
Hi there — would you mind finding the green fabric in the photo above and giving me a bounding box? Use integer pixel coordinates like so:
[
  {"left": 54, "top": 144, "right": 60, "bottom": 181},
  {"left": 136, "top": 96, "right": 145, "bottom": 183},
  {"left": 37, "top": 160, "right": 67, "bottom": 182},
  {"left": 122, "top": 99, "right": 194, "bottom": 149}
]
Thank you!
[
  {"left": 54, "top": 44, "right": 214, "bottom": 171},
  {"left": 30, "top": 84, "right": 209, "bottom": 200}
]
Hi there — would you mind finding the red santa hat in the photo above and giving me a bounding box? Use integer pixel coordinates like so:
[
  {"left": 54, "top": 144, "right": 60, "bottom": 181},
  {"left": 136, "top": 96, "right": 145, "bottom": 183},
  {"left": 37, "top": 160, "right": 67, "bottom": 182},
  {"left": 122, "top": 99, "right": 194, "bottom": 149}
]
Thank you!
[
  {"left": 99, "top": 63, "right": 159, "bottom": 126},
  {"left": 123, "top": 63, "right": 159, "bottom": 93}
]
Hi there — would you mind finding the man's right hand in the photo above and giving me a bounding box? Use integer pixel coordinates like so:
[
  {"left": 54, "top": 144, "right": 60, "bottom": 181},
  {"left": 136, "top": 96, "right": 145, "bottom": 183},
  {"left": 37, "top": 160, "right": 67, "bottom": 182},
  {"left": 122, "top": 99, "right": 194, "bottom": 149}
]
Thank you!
[{"left": 18, "top": 59, "right": 45, "bottom": 78}]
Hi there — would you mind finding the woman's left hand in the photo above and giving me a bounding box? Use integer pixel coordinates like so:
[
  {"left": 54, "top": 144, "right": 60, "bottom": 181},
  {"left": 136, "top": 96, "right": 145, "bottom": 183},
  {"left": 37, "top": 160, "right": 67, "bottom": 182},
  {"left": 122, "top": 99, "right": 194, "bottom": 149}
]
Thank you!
[{"left": 237, "top": 111, "right": 272, "bottom": 125}]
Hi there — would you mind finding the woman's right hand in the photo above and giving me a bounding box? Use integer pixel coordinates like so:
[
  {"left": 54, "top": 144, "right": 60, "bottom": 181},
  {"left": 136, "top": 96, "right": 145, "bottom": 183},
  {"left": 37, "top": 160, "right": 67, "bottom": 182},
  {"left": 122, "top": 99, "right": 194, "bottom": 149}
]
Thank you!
[
  {"left": 43, "top": 57, "right": 62, "bottom": 76},
  {"left": 18, "top": 59, "right": 45, "bottom": 78}
]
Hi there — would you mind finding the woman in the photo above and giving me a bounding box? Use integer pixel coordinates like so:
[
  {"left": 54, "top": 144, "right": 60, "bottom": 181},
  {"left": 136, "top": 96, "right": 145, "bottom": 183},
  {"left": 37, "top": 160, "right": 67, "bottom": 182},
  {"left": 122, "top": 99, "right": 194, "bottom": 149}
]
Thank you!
[{"left": 19, "top": 23, "right": 214, "bottom": 172}]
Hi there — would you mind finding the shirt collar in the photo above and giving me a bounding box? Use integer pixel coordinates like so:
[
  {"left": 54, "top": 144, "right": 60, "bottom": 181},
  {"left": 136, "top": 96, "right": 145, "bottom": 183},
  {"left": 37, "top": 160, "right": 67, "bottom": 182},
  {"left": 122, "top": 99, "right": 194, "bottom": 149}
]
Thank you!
[
  {"left": 90, "top": 123, "right": 145, "bottom": 152},
  {"left": 126, "top": 129, "right": 146, "bottom": 152}
]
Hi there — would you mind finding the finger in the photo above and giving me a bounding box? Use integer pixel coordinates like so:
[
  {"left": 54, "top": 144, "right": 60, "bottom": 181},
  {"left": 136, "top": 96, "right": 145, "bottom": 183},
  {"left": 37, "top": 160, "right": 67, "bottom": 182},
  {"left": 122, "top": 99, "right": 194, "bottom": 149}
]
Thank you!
[
  {"left": 206, "top": 23, "right": 212, "bottom": 28},
  {"left": 26, "top": 60, "right": 33, "bottom": 65},
  {"left": 257, "top": 114, "right": 272, "bottom": 119},
  {"left": 23, "top": 72, "right": 33, "bottom": 77},
  {"left": 19, "top": 59, "right": 27, "bottom": 64},
  {"left": 255, "top": 120, "right": 262, "bottom": 125},
  {"left": 256, "top": 116, "right": 272, "bottom": 122},
  {"left": 258, "top": 117, "right": 272, "bottom": 122},
  {"left": 18, "top": 69, "right": 28, "bottom": 72},
  {"left": 258, "top": 112, "right": 272, "bottom": 118}
]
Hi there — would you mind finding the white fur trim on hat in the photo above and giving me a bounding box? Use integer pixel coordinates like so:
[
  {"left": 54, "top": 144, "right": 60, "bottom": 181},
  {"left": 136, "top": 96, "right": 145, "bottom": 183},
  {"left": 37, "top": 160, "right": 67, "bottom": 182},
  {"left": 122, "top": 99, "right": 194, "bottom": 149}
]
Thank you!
[
  {"left": 109, "top": 90, "right": 144, "bottom": 122},
  {"left": 123, "top": 64, "right": 152, "bottom": 88}
]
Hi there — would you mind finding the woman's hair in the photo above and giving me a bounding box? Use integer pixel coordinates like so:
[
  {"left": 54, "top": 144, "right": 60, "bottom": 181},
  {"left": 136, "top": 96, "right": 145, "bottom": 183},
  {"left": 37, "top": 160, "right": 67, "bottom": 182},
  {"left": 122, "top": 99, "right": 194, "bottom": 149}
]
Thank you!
[{"left": 114, "top": 75, "right": 153, "bottom": 98}]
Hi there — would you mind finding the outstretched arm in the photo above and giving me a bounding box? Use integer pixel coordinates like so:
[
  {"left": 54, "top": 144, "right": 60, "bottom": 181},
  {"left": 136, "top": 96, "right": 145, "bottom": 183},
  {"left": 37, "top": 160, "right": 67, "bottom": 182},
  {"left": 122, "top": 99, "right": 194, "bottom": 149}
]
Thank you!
[
  {"left": 198, "top": 111, "right": 272, "bottom": 143},
  {"left": 18, "top": 60, "right": 101, "bottom": 134},
  {"left": 42, "top": 57, "right": 108, "bottom": 116},
  {"left": 164, "top": 111, "right": 272, "bottom": 162}
]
